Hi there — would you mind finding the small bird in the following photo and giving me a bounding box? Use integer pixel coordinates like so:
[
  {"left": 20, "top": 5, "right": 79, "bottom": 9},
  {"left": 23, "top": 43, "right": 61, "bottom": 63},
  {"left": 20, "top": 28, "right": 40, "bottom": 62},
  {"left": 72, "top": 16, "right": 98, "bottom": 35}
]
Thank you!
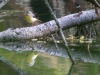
[
  {"left": 25, "top": 10, "right": 40, "bottom": 26},
  {"left": 27, "top": 52, "right": 40, "bottom": 66}
]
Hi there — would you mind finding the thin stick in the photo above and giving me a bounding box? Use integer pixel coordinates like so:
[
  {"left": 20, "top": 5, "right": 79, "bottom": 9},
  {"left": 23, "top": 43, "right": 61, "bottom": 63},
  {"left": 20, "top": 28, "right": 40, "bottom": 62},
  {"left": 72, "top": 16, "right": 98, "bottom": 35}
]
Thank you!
[
  {"left": 51, "top": 34, "right": 59, "bottom": 49},
  {"left": 44, "top": 0, "right": 75, "bottom": 64}
]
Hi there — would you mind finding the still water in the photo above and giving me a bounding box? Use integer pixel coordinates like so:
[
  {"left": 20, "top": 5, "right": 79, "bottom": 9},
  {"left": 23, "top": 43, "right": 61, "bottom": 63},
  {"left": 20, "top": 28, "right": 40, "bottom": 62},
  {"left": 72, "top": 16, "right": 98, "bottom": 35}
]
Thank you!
[
  {"left": 0, "top": 0, "right": 100, "bottom": 75},
  {"left": 0, "top": 41, "right": 100, "bottom": 75}
]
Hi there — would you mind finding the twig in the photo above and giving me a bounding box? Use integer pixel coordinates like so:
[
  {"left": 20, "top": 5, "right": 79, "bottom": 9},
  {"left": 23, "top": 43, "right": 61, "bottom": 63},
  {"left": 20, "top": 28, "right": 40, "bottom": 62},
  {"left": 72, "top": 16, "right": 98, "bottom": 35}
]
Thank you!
[
  {"left": 20, "top": 58, "right": 25, "bottom": 70},
  {"left": 44, "top": 0, "right": 75, "bottom": 64},
  {"left": 51, "top": 34, "right": 59, "bottom": 49}
]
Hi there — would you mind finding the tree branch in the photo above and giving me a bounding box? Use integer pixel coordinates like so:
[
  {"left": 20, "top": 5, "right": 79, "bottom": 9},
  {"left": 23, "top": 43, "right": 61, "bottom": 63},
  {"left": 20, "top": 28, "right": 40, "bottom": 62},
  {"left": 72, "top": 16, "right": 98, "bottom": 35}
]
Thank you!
[
  {"left": 44, "top": 0, "right": 75, "bottom": 64},
  {"left": 0, "top": 9, "right": 99, "bottom": 41},
  {"left": 0, "top": 0, "right": 9, "bottom": 8}
]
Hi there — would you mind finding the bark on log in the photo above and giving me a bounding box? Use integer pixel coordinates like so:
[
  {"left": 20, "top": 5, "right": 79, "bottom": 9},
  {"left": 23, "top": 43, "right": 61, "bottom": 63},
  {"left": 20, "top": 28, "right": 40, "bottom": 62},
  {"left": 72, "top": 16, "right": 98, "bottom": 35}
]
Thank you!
[{"left": 0, "top": 9, "right": 100, "bottom": 41}]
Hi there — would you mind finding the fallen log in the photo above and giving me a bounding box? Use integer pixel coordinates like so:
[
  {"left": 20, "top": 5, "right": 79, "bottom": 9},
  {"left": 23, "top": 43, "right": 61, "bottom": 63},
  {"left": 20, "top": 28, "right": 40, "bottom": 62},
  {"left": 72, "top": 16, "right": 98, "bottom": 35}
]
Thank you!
[{"left": 0, "top": 9, "right": 100, "bottom": 41}]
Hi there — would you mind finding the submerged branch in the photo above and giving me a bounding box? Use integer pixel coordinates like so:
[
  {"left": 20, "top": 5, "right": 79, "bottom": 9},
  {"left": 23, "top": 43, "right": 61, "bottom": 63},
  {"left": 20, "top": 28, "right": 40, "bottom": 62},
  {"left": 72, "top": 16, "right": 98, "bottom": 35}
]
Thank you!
[{"left": 0, "top": 56, "right": 30, "bottom": 75}]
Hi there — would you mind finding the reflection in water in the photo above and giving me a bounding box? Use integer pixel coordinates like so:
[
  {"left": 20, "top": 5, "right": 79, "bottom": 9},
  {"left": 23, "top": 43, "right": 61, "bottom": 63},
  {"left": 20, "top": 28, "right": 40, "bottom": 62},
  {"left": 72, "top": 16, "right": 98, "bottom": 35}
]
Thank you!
[
  {"left": 27, "top": 51, "right": 40, "bottom": 66},
  {"left": 0, "top": 56, "right": 31, "bottom": 75},
  {"left": 1, "top": 40, "right": 100, "bottom": 64},
  {"left": 0, "top": 10, "right": 26, "bottom": 31},
  {"left": 30, "top": 0, "right": 52, "bottom": 22},
  {"left": 0, "top": 0, "right": 100, "bottom": 75},
  {"left": 0, "top": 0, "right": 72, "bottom": 75},
  {"left": 0, "top": 47, "right": 72, "bottom": 75},
  {"left": 0, "top": 40, "right": 100, "bottom": 75}
]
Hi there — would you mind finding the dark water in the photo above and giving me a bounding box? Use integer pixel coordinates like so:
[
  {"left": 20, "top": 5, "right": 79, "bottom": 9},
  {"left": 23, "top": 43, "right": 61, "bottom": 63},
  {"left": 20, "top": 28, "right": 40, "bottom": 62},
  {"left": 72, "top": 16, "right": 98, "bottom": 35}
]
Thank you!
[{"left": 0, "top": 0, "right": 100, "bottom": 75}]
